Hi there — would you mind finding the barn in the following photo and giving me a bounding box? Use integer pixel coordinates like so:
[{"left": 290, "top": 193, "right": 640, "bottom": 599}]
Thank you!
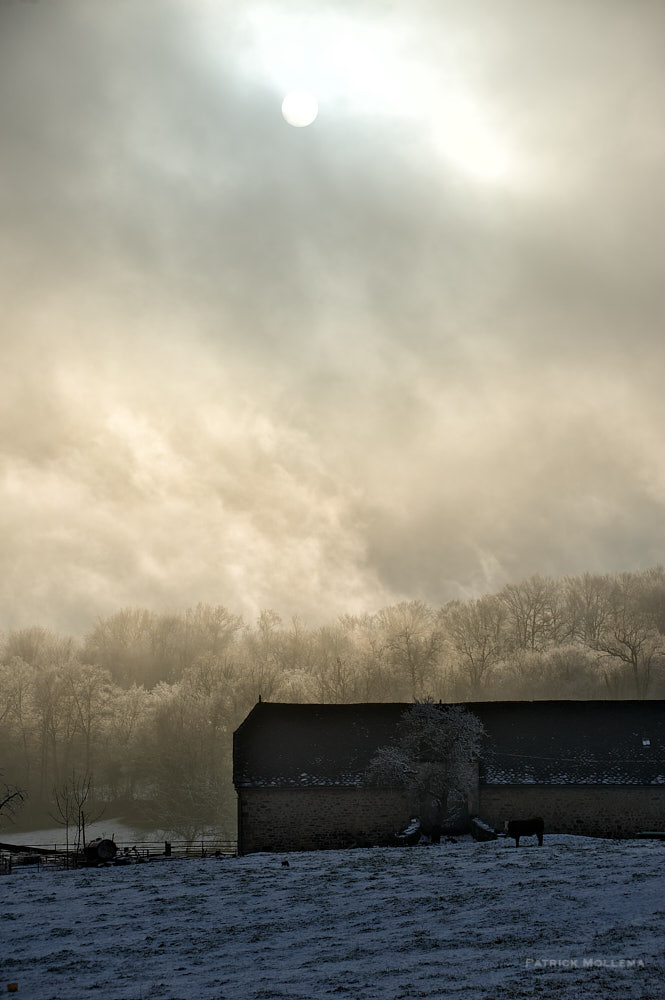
[{"left": 232, "top": 700, "right": 665, "bottom": 854}]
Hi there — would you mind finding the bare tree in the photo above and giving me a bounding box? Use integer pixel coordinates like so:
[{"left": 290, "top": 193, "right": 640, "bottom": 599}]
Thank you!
[
  {"left": 499, "top": 575, "right": 564, "bottom": 652},
  {"left": 563, "top": 573, "right": 613, "bottom": 645},
  {"left": 339, "top": 613, "right": 392, "bottom": 701},
  {"left": 309, "top": 624, "right": 360, "bottom": 703},
  {"left": 84, "top": 608, "right": 159, "bottom": 686},
  {"left": 379, "top": 602, "right": 443, "bottom": 699},
  {"left": 588, "top": 573, "right": 665, "bottom": 697},
  {"left": 442, "top": 595, "right": 505, "bottom": 696},
  {"left": 3, "top": 627, "right": 57, "bottom": 666},
  {"left": 0, "top": 776, "right": 26, "bottom": 829},
  {"left": 237, "top": 610, "right": 285, "bottom": 702},
  {"left": 51, "top": 778, "right": 77, "bottom": 859},
  {"left": 51, "top": 771, "right": 103, "bottom": 852},
  {"left": 140, "top": 683, "right": 233, "bottom": 841}
]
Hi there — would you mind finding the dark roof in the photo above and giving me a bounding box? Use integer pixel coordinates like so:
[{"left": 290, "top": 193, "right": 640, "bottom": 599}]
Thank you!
[
  {"left": 474, "top": 700, "right": 665, "bottom": 785},
  {"left": 233, "top": 700, "right": 665, "bottom": 788},
  {"left": 233, "top": 703, "right": 405, "bottom": 788}
]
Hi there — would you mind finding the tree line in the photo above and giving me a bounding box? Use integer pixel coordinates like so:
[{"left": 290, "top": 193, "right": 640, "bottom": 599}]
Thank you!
[{"left": 1, "top": 568, "right": 664, "bottom": 839}]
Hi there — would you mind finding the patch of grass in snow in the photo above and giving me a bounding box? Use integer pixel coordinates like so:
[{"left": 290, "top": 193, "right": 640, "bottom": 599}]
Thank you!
[{"left": 488, "top": 933, "right": 533, "bottom": 946}]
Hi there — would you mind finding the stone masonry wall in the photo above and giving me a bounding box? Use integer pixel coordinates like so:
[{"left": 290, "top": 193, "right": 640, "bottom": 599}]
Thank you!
[
  {"left": 479, "top": 785, "right": 665, "bottom": 838},
  {"left": 238, "top": 786, "right": 411, "bottom": 854}
]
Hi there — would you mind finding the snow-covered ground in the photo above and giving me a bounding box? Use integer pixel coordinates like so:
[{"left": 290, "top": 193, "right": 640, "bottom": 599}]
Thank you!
[{"left": 2, "top": 836, "right": 663, "bottom": 1000}]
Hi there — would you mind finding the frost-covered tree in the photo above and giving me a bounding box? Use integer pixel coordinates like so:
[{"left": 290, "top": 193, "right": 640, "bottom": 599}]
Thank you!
[
  {"left": 365, "top": 699, "right": 485, "bottom": 833},
  {"left": 442, "top": 595, "right": 506, "bottom": 696},
  {"left": 378, "top": 602, "right": 443, "bottom": 699}
]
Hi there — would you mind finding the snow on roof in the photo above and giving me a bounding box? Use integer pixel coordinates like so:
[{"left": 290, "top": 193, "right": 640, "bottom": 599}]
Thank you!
[{"left": 233, "top": 700, "right": 665, "bottom": 788}]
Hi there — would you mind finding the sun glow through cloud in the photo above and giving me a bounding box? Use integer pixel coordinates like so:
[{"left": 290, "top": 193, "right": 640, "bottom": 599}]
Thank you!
[
  {"left": 281, "top": 90, "right": 319, "bottom": 127},
  {"left": 430, "top": 93, "right": 513, "bottom": 182},
  {"left": 240, "top": 4, "right": 516, "bottom": 183}
]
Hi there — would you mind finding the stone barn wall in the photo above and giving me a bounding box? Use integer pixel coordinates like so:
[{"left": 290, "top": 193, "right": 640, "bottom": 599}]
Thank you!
[
  {"left": 238, "top": 786, "right": 411, "bottom": 854},
  {"left": 479, "top": 785, "right": 665, "bottom": 838}
]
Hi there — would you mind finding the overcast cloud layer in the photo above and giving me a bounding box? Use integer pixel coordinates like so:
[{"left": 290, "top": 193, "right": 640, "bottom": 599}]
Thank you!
[{"left": 1, "top": 0, "right": 664, "bottom": 634}]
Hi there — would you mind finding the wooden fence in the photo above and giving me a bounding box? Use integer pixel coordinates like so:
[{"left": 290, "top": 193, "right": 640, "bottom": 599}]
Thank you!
[{"left": 0, "top": 838, "right": 237, "bottom": 873}]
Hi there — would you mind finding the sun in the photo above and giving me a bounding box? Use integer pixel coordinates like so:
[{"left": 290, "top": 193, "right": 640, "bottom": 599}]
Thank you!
[{"left": 281, "top": 90, "right": 319, "bottom": 128}]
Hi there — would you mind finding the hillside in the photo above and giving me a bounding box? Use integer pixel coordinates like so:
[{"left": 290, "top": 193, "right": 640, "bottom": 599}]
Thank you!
[{"left": 3, "top": 835, "right": 663, "bottom": 999}]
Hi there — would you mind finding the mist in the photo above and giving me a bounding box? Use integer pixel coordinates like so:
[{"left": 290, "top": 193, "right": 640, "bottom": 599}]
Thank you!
[{"left": 2, "top": 0, "right": 664, "bottom": 634}]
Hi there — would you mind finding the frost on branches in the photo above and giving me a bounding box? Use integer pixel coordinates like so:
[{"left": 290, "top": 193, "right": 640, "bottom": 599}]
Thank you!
[{"left": 365, "top": 699, "right": 485, "bottom": 834}]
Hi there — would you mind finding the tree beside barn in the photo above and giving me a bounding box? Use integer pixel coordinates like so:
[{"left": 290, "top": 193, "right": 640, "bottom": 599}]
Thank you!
[{"left": 365, "top": 700, "right": 485, "bottom": 835}]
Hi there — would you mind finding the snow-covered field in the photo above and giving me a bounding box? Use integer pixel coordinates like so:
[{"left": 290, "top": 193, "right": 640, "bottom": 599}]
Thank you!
[{"left": 2, "top": 836, "right": 663, "bottom": 1000}]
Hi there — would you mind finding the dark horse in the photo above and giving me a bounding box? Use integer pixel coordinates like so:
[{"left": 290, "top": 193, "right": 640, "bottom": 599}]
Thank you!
[{"left": 505, "top": 817, "right": 544, "bottom": 847}]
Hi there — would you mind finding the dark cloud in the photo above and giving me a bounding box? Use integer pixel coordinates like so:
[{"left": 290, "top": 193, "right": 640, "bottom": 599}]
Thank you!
[{"left": 1, "top": 0, "right": 664, "bottom": 632}]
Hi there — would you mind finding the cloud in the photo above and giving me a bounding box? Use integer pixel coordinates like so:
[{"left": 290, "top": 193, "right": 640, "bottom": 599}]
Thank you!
[{"left": 1, "top": 0, "right": 664, "bottom": 633}]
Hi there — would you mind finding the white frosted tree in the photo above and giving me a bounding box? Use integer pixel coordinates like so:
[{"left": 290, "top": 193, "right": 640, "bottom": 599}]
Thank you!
[{"left": 365, "top": 699, "right": 485, "bottom": 834}]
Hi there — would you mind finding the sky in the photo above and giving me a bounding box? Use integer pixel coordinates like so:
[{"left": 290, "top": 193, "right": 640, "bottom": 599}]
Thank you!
[{"left": 1, "top": 0, "right": 665, "bottom": 635}]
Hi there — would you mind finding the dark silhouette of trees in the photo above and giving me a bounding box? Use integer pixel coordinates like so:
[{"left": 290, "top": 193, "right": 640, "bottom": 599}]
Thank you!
[{"left": 0, "top": 776, "right": 26, "bottom": 828}]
